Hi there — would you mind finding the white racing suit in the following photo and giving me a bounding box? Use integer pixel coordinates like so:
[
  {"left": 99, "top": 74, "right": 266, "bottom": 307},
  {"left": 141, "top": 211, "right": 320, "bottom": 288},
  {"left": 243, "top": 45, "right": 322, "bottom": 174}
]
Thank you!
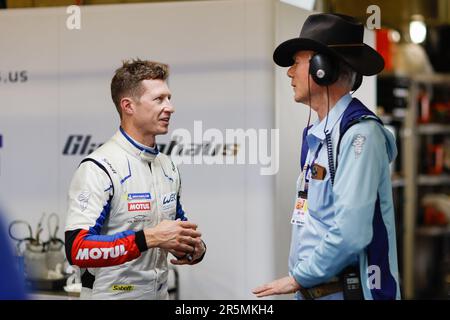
[{"left": 65, "top": 127, "right": 203, "bottom": 299}]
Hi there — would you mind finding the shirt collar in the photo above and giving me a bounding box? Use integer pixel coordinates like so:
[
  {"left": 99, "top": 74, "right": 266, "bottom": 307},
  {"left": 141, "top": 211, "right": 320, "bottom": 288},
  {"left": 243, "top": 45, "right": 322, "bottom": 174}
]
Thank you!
[
  {"left": 115, "top": 127, "right": 159, "bottom": 163},
  {"left": 308, "top": 93, "right": 352, "bottom": 141}
]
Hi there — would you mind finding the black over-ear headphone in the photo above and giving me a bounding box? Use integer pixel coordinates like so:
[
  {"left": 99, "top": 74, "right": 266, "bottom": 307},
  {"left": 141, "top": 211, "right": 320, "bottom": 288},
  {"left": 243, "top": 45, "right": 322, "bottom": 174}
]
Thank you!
[
  {"left": 309, "top": 53, "right": 339, "bottom": 86},
  {"left": 309, "top": 53, "right": 362, "bottom": 91}
]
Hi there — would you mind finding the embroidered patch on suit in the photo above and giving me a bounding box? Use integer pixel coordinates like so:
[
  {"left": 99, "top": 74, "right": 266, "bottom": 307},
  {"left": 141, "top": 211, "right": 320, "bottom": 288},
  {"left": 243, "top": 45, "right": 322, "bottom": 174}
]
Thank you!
[
  {"left": 352, "top": 134, "right": 366, "bottom": 158},
  {"left": 78, "top": 191, "right": 90, "bottom": 211}
]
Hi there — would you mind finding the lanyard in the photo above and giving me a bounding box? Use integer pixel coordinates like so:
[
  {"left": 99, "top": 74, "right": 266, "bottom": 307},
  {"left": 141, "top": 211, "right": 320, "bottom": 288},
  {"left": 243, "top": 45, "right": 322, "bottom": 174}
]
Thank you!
[{"left": 298, "top": 142, "right": 323, "bottom": 197}]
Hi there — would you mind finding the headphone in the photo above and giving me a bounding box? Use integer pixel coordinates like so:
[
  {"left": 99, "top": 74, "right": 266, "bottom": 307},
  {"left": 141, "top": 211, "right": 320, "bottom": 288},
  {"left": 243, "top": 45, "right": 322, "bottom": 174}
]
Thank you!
[
  {"left": 309, "top": 53, "right": 362, "bottom": 91},
  {"left": 309, "top": 53, "right": 338, "bottom": 86}
]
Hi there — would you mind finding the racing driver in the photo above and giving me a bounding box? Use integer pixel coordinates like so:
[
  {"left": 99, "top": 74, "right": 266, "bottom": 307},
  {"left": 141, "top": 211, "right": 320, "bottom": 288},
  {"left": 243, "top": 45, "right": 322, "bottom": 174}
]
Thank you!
[{"left": 65, "top": 59, "right": 206, "bottom": 300}]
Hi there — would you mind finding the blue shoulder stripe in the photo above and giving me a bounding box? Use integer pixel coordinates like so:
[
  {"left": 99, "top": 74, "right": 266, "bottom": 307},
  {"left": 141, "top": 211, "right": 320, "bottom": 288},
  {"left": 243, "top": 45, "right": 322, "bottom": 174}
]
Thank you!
[{"left": 88, "top": 197, "right": 112, "bottom": 235}]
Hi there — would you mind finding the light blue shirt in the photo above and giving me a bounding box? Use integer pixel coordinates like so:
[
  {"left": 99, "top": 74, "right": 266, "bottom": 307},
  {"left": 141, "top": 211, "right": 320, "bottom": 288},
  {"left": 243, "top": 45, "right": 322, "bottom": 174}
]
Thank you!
[{"left": 289, "top": 94, "right": 401, "bottom": 300}]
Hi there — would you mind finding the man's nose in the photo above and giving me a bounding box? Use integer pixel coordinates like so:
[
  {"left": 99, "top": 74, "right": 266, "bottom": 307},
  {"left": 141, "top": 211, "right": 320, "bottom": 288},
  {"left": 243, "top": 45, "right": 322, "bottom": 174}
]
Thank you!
[
  {"left": 165, "top": 102, "right": 175, "bottom": 113},
  {"left": 287, "top": 65, "right": 294, "bottom": 78}
]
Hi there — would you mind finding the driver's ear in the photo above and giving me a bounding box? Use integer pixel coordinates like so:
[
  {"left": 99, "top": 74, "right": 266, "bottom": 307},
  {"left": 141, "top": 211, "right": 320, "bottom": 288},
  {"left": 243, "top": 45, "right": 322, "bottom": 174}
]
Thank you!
[{"left": 120, "top": 97, "right": 135, "bottom": 116}]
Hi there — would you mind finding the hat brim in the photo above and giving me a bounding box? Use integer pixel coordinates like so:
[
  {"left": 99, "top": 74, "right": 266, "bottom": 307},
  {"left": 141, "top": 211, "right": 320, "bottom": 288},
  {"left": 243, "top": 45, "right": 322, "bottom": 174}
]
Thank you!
[{"left": 273, "top": 38, "right": 384, "bottom": 76}]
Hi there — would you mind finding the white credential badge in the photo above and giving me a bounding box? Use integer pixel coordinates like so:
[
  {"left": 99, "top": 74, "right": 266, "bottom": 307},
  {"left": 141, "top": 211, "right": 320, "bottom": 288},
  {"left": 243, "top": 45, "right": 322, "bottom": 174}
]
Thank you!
[
  {"left": 291, "top": 197, "right": 308, "bottom": 226},
  {"left": 291, "top": 173, "right": 308, "bottom": 226}
]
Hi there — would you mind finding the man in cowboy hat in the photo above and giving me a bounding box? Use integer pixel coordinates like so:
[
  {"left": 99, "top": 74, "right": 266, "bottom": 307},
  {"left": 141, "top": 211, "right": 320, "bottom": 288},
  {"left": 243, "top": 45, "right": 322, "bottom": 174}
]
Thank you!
[{"left": 253, "top": 13, "right": 400, "bottom": 300}]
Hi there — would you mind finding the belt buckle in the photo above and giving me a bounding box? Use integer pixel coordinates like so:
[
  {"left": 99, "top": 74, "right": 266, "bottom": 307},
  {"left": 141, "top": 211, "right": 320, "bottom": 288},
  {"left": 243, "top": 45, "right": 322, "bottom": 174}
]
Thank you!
[{"left": 308, "top": 287, "right": 323, "bottom": 299}]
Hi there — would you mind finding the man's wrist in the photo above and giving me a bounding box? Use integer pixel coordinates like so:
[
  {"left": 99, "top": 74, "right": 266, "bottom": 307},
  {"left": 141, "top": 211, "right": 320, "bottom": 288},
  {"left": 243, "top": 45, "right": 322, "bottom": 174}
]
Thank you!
[
  {"left": 143, "top": 227, "right": 159, "bottom": 249},
  {"left": 290, "top": 276, "right": 302, "bottom": 290}
]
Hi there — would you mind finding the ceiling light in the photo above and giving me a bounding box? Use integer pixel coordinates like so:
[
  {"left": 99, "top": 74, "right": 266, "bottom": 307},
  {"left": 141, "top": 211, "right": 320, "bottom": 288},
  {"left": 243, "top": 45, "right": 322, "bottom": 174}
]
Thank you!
[{"left": 409, "top": 15, "right": 427, "bottom": 44}]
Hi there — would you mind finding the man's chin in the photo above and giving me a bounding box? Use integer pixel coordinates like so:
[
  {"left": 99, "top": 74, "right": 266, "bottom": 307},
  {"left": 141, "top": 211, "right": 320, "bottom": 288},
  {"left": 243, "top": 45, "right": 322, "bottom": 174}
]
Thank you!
[
  {"left": 154, "top": 128, "right": 169, "bottom": 136},
  {"left": 294, "top": 96, "right": 305, "bottom": 104},
  {"left": 293, "top": 93, "right": 312, "bottom": 105}
]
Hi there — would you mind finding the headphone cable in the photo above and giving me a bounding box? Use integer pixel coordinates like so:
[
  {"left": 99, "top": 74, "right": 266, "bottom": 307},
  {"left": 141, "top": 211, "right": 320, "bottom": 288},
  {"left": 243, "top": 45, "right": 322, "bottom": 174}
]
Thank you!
[
  {"left": 324, "top": 85, "right": 336, "bottom": 185},
  {"left": 323, "top": 85, "right": 330, "bottom": 133}
]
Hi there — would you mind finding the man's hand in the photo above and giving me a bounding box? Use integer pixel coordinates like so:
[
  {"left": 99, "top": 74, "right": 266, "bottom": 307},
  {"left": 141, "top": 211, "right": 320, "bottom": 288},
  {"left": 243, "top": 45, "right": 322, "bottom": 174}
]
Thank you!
[
  {"left": 144, "top": 220, "right": 201, "bottom": 254},
  {"left": 169, "top": 239, "right": 205, "bottom": 265},
  {"left": 252, "top": 276, "right": 301, "bottom": 298}
]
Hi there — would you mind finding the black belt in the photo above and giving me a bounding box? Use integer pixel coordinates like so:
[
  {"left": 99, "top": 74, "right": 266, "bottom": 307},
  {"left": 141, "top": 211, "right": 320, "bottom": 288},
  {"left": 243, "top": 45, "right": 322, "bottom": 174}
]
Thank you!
[
  {"left": 299, "top": 266, "right": 363, "bottom": 300},
  {"left": 300, "top": 278, "right": 342, "bottom": 299}
]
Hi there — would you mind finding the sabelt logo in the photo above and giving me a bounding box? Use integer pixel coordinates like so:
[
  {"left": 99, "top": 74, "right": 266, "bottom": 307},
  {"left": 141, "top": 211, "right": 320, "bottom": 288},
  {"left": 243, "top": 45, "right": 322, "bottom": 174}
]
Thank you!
[
  {"left": 111, "top": 285, "right": 134, "bottom": 291},
  {"left": 75, "top": 245, "right": 127, "bottom": 260},
  {"left": 128, "top": 201, "right": 151, "bottom": 211}
]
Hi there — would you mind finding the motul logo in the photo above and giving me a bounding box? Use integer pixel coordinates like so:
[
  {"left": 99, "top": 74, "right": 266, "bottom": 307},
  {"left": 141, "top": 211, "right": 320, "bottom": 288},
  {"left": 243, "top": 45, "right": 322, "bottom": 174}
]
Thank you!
[
  {"left": 128, "top": 202, "right": 151, "bottom": 211},
  {"left": 75, "top": 245, "right": 127, "bottom": 260}
]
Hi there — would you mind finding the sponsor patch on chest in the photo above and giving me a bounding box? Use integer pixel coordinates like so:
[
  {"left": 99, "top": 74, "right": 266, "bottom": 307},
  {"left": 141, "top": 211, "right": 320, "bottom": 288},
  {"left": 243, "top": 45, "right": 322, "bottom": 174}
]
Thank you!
[
  {"left": 127, "top": 192, "right": 151, "bottom": 200},
  {"left": 128, "top": 201, "right": 151, "bottom": 211}
]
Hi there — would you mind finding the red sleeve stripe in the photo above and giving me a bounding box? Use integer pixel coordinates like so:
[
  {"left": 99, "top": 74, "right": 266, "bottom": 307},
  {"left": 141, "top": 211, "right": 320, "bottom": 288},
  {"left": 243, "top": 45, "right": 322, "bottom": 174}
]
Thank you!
[{"left": 70, "top": 229, "right": 141, "bottom": 268}]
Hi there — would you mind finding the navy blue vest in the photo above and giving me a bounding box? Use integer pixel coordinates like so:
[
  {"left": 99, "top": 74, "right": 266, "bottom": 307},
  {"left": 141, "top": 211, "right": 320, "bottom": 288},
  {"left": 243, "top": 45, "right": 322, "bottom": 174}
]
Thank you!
[{"left": 300, "top": 98, "right": 383, "bottom": 173}]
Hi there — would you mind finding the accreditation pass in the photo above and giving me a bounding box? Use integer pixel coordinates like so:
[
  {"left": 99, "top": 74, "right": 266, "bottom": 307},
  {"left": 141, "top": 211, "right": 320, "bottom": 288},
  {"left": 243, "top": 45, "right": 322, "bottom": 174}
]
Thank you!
[
  {"left": 291, "top": 170, "right": 308, "bottom": 226},
  {"left": 291, "top": 197, "right": 308, "bottom": 226}
]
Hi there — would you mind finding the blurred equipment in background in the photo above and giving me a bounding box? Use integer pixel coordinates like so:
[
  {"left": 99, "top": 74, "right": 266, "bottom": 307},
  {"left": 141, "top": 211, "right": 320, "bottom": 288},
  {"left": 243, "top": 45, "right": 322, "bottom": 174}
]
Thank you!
[
  {"left": 8, "top": 219, "right": 46, "bottom": 279},
  {"left": 392, "top": 43, "right": 434, "bottom": 76},
  {"left": 377, "top": 75, "right": 410, "bottom": 177},
  {"left": 424, "top": 25, "right": 450, "bottom": 73},
  {"left": 8, "top": 212, "right": 67, "bottom": 292},
  {"left": 430, "top": 86, "right": 450, "bottom": 123},
  {"left": 45, "top": 213, "right": 65, "bottom": 276},
  {"left": 422, "top": 194, "right": 450, "bottom": 226},
  {"left": 444, "top": 137, "right": 450, "bottom": 172}
]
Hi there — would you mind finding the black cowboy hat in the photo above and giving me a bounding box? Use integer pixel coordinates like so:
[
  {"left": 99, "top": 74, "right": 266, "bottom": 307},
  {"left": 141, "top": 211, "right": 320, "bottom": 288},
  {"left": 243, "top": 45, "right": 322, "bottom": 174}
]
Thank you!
[{"left": 273, "top": 13, "right": 384, "bottom": 75}]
